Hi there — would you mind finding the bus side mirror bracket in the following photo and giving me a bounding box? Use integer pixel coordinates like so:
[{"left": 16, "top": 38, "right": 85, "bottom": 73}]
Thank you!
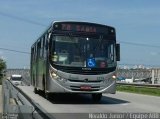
[{"left": 116, "top": 44, "right": 120, "bottom": 61}]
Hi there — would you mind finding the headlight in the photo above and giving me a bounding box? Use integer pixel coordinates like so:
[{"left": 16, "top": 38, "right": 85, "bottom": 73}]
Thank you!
[
  {"left": 50, "top": 71, "right": 67, "bottom": 83},
  {"left": 112, "top": 75, "right": 117, "bottom": 80},
  {"left": 51, "top": 71, "right": 60, "bottom": 79}
]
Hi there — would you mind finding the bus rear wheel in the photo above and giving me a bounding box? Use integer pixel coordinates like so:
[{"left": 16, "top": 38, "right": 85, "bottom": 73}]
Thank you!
[{"left": 92, "top": 93, "right": 102, "bottom": 102}]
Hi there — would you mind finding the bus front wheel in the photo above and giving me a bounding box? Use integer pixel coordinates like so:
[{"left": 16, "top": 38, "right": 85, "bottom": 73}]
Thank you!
[
  {"left": 34, "top": 87, "right": 38, "bottom": 94},
  {"left": 45, "top": 92, "right": 50, "bottom": 100},
  {"left": 92, "top": 93, "right": 102, "bottom": 102}
]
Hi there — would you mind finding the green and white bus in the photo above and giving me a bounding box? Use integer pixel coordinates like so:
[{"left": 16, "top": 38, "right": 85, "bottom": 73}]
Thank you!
[{"left": 30, "top": 21, "right": 120, "bottom": 101}]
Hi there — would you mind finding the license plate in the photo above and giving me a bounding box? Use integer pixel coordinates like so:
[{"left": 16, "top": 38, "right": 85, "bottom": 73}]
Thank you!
[{"left": 80, "top": 85, "right": 91, "bottom": 90}]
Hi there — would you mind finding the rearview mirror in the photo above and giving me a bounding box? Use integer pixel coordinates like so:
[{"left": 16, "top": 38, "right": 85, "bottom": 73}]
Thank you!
[{"left": 116, "top": 44, "right": 120, "bottom": 61}]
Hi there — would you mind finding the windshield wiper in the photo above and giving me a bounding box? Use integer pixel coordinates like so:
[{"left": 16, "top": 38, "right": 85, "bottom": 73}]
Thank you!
[
  {"left": 92, "top": 36, "right": 103, "bottom": 57},
  {"left": 67, "top": 34, "right": 85, "bottom": 61}
]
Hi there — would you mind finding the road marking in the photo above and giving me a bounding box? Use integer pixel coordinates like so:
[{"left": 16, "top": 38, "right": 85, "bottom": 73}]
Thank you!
[{"left": 120, "top": 103, "right": 128, "bottom": 106}]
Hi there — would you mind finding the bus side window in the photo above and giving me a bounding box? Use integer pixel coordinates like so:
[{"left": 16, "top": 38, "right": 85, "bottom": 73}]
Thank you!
[
  {"left": 37, "top": 40, "right": 41, "bottom": 58},
  {"left": 45, "top": 34, "right": 48, "bottom": 50},
  {"left": 43, "top": 34, "right": 48, "bottom": 59},
  {"left": 31, "top": 47, "right": 34, "bottom": 62},
  {"left": 34, "top": 43, "right": 37, "bottom": 61},
  {"left": 40, "top": 38, "right": 43, "bottom": 58}
]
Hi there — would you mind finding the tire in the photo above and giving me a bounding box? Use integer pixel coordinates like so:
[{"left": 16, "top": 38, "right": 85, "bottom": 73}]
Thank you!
[
  {"left": 45, "top": 92, "right": 50, "bottom": 100},
  {"left": 34, "top": 87, "right": 38, "bottom": 94},
  {"left": 92, "top": 93, "right": 102, "bottom": 102},
  {"left": 42, "top": 75, "right": 45, "bottom": 91}
]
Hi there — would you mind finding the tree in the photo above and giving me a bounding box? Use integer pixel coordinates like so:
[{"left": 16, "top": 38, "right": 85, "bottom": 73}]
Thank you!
[{"left": 0, "top": 58, "right": 6, "bottom": 81}]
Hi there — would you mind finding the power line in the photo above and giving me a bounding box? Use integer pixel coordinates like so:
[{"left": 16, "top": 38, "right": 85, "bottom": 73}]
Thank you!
[
  {"left": 0, "top": 11, "right": 159, "bottom": 48},
  {"left": 0, "top": 47, "right": 30, "bottom": 54},
  {"left": 118, "top": 63, "right": 160, "bottom": 68},
  {"left": 0, "top": 10, "right": 160, "bottom": 67},
  {"left": 119, "top": 41, "right": 160, "bottom": 48},
  {"left": 0, "top": 11, "right": 44, "bottom": 55},
  {"left": 0, "top": 11, "right": 46, "bottom": 27},
  {"left": 0, "top": 47, "right": 160, "bottom": 67}
]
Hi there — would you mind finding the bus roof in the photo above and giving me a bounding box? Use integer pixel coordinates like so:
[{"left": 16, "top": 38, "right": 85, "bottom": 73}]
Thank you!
[{"left": 31, "top": 21, "right": 115, "bottom": 48}]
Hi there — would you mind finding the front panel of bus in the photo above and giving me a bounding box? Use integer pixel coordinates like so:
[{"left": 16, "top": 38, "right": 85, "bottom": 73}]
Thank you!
[{"left": 46, "top": 22, "right": 117, "bottom": 94}]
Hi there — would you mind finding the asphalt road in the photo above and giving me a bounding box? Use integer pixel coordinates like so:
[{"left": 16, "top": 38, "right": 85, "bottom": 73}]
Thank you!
[{"left": 18, "top": 85, "right": 160, "bottom": 119}]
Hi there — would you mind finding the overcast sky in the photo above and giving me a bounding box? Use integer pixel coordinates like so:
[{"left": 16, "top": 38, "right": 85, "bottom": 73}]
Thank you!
[{"left": 0, "top": 0, "right": 160, "bottom": 68}]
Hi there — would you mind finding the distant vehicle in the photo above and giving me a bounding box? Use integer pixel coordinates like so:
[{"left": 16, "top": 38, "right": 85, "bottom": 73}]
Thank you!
[
  {"left": 125, "top": 78, "right": 134, "bottom": 83},
  {"left": 10, "top": 74, "right": 22, "bottom": 86},
  {"left": 117, "top": 76, "right": 126, "bottom": 81},
  {"left": 30, "top": 21, "right": 120, "bottom": 102}
]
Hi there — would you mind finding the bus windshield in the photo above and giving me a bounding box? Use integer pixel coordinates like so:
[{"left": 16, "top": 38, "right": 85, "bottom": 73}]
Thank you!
[
  {"left": 50, "top": 35, "right": 116, "bottom": 68},
  {"left": 11, "top": 77, "right": 22, "bottom": 81}
]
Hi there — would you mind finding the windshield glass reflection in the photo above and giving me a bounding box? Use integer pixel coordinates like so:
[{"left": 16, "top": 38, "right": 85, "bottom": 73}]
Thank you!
[{"left": 50, "top": 35, "right": 116, "bottom": 68}]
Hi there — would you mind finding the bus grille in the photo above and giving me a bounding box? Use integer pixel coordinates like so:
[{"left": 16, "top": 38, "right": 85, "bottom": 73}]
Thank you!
[
  {"left": 62, "top": 69, "right": 108, "bottom": 75},
  {"left": 68, "top": 79, "right": 102, "bottom": 83}
]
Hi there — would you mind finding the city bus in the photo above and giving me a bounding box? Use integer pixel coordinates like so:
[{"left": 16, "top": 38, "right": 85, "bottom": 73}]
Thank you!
[{"left": 30, "top": 21, "right": 120, "bottom": 102}]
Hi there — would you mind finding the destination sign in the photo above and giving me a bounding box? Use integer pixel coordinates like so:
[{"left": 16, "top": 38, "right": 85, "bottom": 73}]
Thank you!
[
  {"left": 53, "top": 22, "right": 113, "bottom": 34},
  {"left": 61, "top": 24, "right": 97, "bottom": 33}
]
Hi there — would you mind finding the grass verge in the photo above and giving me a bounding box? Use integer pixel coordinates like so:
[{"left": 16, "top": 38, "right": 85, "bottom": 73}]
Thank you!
[{"left": 116, "top": 85, "right": 160, "bottom": 96}]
